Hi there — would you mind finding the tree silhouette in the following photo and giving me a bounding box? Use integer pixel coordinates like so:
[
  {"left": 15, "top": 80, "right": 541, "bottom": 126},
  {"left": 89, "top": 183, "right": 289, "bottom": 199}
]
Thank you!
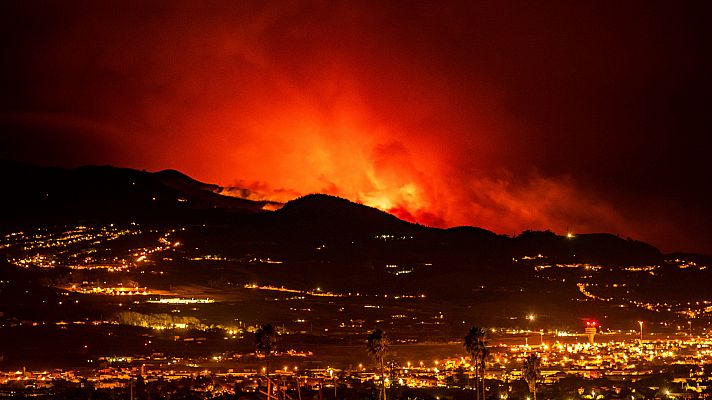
[
  {"left": 367, "top": 329, "right": 389, "bottom": 400},
  {"left": 464, "top": 326, "right": 488, "bottom": 400},
  {"left": 522, "top": 353, "right": 542, "bottom": 400},
  {"left": 479, "top": 346, "right": 490, "bottom": 400},
  {"left": 255, "top": 324, "right": 278, "bottom": 400}
]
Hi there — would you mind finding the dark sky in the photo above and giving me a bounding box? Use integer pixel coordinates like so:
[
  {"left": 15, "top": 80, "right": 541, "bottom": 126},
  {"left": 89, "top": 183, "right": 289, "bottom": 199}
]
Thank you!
[{"left": 1, "top": 1, "right": 711, "bottom": 254}]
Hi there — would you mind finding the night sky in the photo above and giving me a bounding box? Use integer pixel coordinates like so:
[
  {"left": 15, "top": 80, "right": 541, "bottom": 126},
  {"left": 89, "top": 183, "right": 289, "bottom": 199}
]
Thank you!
[{"left": 1, "top": 1, "right": 710, "bottom": 254}]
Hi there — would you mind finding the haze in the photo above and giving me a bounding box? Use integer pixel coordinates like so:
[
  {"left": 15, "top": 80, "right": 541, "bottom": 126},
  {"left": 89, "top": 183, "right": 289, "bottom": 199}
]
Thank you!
[{"left": 1, "top": 1, "right": 710, "bottom": 253}]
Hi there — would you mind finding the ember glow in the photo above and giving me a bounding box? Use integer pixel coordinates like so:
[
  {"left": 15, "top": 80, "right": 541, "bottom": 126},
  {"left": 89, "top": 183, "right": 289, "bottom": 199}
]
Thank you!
[{"left": 1, "top": 1, "right": 710, "bottom": 252}]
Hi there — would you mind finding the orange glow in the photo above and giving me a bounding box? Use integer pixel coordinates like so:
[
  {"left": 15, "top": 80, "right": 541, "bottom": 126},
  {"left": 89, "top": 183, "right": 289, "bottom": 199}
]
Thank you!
[
  {"left": 3, "top": 1, "right": 697, "bottom": 250},
  {"left": 180, "top": 86, "right": 628, "bottom": 237},
  {"left": 15, "top": 4, "right": 625, "bottom": 238}
]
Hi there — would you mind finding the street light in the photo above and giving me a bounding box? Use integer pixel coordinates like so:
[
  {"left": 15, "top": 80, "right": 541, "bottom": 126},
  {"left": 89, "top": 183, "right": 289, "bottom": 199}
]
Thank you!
[{"left": 638, "top": 321, "right": 643, "bottom": 341}]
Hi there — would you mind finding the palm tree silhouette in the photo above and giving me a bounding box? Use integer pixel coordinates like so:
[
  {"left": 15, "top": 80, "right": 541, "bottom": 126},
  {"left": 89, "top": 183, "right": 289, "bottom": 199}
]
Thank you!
[
  {"left": 522, "top": 353, "right": 541, "bottom": 400},
  {"left": 255, "top": 324, "right": 278, "bottom": 400},
  {"left": 479, "top": 346, "right": 490, "bottom": 400},
  {"left": 464, "top": 326, "right": 488, "bottom": 400},
  {"left": 367, "top": 329, "right": 389, "bottom": 400}
]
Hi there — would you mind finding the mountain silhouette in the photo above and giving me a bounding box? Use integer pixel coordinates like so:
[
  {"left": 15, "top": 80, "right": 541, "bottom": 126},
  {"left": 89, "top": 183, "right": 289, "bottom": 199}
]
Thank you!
[
  {"left": 0, "top": 160, "right": 273, "bottom": 227},
  {"left": 1, "top": 161, "right": 675, "bottom": 265}
]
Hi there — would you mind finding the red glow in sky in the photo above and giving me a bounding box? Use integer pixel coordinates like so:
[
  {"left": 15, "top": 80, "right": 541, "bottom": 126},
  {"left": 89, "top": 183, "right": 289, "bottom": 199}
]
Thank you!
[{"left": 1, "top": 1, "right": 711, "bottom": 253}]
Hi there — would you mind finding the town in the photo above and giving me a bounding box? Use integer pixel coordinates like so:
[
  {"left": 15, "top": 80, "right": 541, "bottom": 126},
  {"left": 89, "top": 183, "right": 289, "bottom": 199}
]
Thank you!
[
  {"left": 2, "top": 222, "right": 712, "bottom": 400},
  {"left": 2, "top": 326, "right": 712, "bottom": 399}
]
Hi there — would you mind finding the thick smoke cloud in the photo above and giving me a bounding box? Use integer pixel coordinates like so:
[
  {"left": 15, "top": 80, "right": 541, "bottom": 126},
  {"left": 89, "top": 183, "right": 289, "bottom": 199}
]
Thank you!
[{"left": 1, "top": 1, "right": 710, "bottom": 253}]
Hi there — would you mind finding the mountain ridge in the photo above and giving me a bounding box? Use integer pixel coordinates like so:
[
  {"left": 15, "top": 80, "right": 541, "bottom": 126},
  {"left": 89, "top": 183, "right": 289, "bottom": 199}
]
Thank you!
[{"left": 0, "top": 161, "right": 696, "bottom": 262}]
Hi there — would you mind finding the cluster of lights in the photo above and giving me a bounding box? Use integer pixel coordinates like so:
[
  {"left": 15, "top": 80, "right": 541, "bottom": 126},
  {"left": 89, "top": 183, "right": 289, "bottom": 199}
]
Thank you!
[
  {"left": 67, "top": 284, "right": 150, "bottom": 296},
  {"left": 146, "top": 297, "right": 214, "bottom": 304}
]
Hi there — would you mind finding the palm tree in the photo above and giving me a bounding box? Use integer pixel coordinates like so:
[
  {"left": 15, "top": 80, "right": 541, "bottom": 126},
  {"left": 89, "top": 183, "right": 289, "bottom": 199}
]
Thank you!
[
  {"left": 464, "top": 327, "right": 488, "bottom": 400},
  {"left": 479, "top": 346, "right": 490, "bottom": 400},
  {"left": 521, "top": 353, "right": 541, "bottom": 400},
  {"left": 255, "top": 324, "right": 278, "bottom": 400},
  {"left": 367, "top": 329, "right": 389, "bottom": 400}
]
